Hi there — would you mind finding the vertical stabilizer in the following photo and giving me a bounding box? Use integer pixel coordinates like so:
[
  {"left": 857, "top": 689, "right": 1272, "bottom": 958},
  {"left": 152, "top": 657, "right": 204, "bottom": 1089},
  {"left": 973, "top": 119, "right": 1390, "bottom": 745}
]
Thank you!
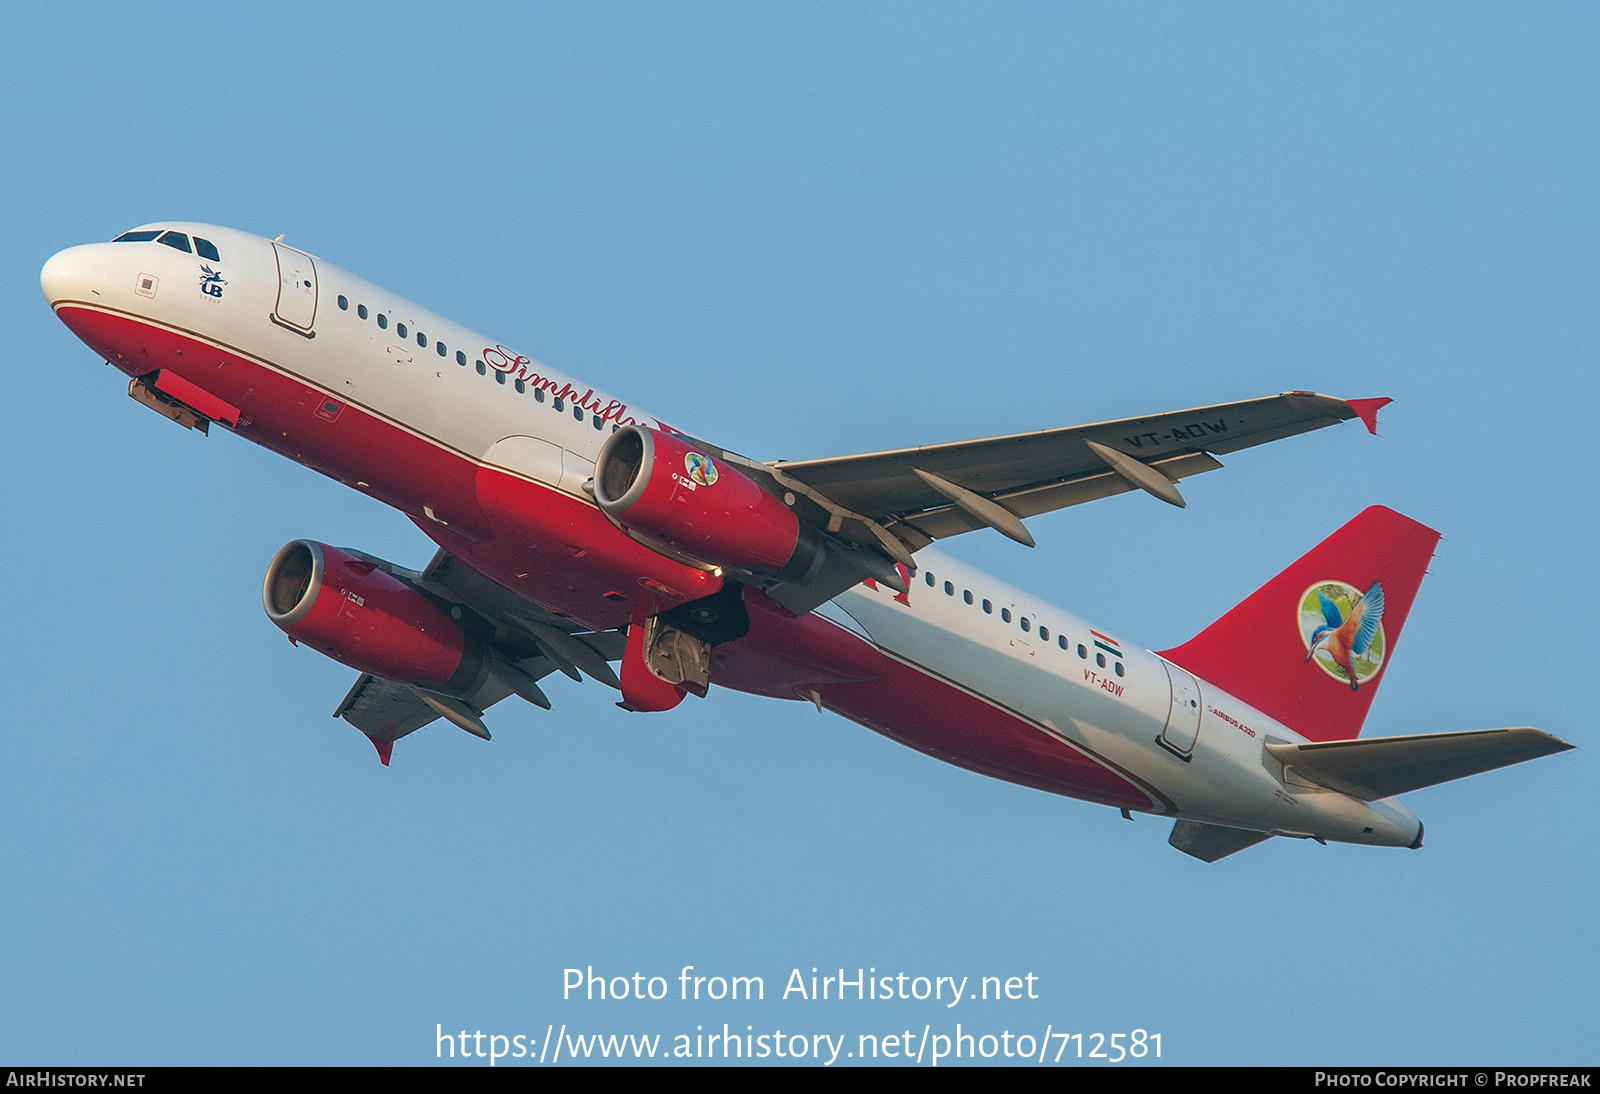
[{"left": 1158, "top": 506, "right": 1440, "bottom": 742}]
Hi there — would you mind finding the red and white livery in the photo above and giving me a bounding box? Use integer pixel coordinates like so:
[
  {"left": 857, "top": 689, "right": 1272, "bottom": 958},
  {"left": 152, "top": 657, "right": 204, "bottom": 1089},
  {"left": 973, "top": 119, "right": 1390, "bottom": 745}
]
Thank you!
[{"left": 41, "top": 223, "right": 1572, "bottom": 860}]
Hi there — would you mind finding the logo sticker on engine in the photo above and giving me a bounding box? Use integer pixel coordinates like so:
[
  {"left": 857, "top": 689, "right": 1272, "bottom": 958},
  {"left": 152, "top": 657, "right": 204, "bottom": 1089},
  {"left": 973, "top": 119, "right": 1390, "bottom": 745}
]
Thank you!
[{"left": 684, "top": 451, "right": 718, "bottom": 487}]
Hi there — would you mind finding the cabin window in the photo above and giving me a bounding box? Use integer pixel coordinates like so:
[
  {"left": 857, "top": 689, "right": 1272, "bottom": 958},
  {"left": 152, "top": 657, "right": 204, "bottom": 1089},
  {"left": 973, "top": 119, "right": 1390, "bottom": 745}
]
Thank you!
[
  {"left": 573, "top": 405, "right": 584, "bottom": 421},
  {"left": 1038, "top": 626, "right": 1048, "bottom": 641},
  {"left": 397, "top": 322, "right": 408, "bottom": 338},
  {"left": 377, "top": 314, "right": 388, "bottom": 329},
  {"left": 475, "top": 360, "right": 486, "bottom": 375},
  {"left": 417, "top": 332, "right": 428, "bottom": 347},
  {"left": 156, "top": 231, "right": 192, "bottom": 253},
  {"left": 112, "top": 230, "right": 161, "bottom": 242},
  {"left": 436, "top": 341, "right": 447, "bottom": 357},
  {"left": 553, "top": 397, "right": 565, "bottom": 411},
  {"left": 944, "top": 581, "right": 954, "bottom": 596},
  {"left": 1020, "top": 617, "right": 1030, "bottom": 632},
  {"left": 515, "top": 378, "right": 526, "bottom": 393},
  {"left": 594, "top": 415, "right": 606, "bottom": 430},
  {"left": 963, "top": 590, "right": 973, "bottom": 605},
  {"left": 924, "top": 572, "right": 936, "bottom": 588},
  {"left": 982, "top": 599, "right": 992, "bottom": 614},
  {"left": 337, "top": 295, "right": 349, "bottom": 310},
  {"left": 1078, "top": 644, "right": 1087, "bottom": 658},
  {"left": 1058, "top": 635, "right": 1068, "bottom": 650},
  {"left": 1114, "top": 662, "right": 1125, "bottom": 677},
  {"left": 1096, "top": 653, "right": 1106, "bottom": 668},
  {"left": 533, "top": 386, "right": 545, "bottom": 402},
  {"left": 358, "top": 304, "right": 369, "bottom": 319},
  {"left": 495, "top": 369, "right": 506, "bottom": 385},
  {"left": 1001, "top": 608, "right": 1012, "bottom": 623},
  {"left": 193, "top": 237, "right": 221, "bottom": 261},
  {"left": 456, "top": 350, "right": 466, "bottom": 366}
]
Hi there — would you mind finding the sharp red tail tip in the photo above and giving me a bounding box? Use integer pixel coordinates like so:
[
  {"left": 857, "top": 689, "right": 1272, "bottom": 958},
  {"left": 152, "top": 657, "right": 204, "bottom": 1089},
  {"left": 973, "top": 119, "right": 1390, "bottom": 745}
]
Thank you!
[
  {"left": 1345, "top": 397, "right": 1393, "bottom": 435},
  {"left": 368, "top": 735, "right": 394, "bottom": 766}
]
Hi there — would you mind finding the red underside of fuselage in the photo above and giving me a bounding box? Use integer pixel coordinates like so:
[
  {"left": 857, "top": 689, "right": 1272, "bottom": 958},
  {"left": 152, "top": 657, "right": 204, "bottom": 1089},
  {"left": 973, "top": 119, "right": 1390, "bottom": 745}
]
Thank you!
[{"left": 56, "top": 303, "right": 1155, "bottom": 811}]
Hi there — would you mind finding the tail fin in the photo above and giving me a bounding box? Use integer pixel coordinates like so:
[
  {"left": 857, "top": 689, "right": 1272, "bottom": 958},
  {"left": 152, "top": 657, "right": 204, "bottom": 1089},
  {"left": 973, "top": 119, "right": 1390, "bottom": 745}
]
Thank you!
[{"left": 1158, "top": 506, "right": 1440, "bottom": 742}]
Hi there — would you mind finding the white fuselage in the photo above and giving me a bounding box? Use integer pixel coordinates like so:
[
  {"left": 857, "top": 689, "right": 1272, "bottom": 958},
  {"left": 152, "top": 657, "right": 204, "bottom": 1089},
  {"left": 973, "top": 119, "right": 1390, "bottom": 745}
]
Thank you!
[{"left": 41, "top": 223, "right": 1422, "bottom": 849}]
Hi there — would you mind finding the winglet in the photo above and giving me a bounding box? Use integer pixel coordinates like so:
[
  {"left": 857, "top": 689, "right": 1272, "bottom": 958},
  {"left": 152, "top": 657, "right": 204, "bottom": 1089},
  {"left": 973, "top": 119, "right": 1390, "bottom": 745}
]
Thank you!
[
  {"left": 1345, "top": 397, "right": 1392, "bottom": 435},
  {"left": 367, "top": 735, "right": 394, "bottom": 766}
]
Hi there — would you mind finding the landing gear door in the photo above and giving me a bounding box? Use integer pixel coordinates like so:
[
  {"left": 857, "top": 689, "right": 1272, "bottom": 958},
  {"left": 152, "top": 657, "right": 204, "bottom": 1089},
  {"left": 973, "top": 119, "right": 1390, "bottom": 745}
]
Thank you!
[
  {"left": 271, "top": 242, "right": 318, "bottom": 334},
  {"left": 1160, "top": 661, "right": 1202, "bottom": 757}
]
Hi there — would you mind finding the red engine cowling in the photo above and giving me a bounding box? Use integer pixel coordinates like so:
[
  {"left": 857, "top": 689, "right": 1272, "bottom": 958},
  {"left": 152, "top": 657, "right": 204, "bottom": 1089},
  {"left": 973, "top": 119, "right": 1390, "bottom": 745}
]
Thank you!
[
  {"left": 262, "top": 540, "right": 477, "bottom": 688},
  {"left": 593, "top": 425, "right": 823, "bottom": 578}
]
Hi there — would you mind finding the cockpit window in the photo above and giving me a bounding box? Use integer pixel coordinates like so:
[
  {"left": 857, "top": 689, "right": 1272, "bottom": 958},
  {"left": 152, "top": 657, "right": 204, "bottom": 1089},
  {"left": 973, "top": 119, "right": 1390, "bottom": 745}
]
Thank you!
[
  {"left": 156, "top": 231, "right": 193, "bottom": 254},
  {"left": 193, "top": 237, "right": 221, "bottom": 262},
  {"left": 112, "top": 230, "right": 161, "bottom": 243}
]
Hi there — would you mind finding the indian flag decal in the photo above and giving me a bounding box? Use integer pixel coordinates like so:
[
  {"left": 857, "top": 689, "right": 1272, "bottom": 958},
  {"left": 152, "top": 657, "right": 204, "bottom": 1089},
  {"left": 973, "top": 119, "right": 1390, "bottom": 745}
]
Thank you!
[{"left": 1090, "top": 630, "right": 1122, "bottom": 659}]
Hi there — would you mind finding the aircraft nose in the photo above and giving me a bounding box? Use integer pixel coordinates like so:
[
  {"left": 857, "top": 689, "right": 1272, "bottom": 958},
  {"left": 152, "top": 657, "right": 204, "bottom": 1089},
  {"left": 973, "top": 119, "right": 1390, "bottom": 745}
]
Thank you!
[{"left": 41, "top": 244, "right": 109, "bottom": 308}]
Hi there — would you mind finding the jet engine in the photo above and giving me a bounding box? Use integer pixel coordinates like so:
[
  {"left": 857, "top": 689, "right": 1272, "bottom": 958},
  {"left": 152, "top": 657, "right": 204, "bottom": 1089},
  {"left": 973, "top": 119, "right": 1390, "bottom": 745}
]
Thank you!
[
  {"left": 593, "top": 425, "right": 824, "bottom": 579},
  {"left": 262, "top": 540, "right": 484, "bottom": 692}
]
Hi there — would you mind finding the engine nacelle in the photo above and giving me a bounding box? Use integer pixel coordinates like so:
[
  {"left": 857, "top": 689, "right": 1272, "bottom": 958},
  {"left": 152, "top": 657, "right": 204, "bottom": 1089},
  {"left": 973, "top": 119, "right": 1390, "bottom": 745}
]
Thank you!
[
  {"left": 263, "top": 540, "right": 481, "bottom": 690},
  {"left": 594, "top": 425, "right": 823, "bottom": 578}
]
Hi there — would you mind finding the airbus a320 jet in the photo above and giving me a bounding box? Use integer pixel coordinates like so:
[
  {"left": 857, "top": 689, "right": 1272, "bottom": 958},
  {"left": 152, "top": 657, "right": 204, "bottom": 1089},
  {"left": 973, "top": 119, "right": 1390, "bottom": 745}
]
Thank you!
[{"left": 41, "top": 223, "right": 1572, "bottom": 861}]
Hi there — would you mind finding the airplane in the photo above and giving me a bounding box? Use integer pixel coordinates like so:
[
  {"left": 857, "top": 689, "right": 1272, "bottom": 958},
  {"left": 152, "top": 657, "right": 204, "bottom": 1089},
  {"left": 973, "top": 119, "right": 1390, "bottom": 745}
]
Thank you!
[{"left": 40, "top": 222, "right": 1573, "bottom": 862}]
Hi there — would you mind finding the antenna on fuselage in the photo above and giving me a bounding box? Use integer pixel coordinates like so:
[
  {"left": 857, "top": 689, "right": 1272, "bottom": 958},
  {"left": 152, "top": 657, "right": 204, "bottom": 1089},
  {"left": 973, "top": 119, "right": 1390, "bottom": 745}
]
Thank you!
[{"left": 273, "top": 234, "right": 285, "bottom": 242}]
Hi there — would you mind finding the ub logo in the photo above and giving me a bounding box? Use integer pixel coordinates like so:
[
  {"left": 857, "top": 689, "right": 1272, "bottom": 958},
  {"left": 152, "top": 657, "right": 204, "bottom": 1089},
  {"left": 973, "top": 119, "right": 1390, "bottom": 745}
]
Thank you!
[{"left": 198, "top": 265, "right": 227, "bottom": 299}]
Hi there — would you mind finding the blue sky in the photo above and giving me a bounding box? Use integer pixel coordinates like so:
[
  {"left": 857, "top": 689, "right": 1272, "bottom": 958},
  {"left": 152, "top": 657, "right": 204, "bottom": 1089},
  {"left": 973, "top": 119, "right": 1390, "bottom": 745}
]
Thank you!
[{"left": 3, "top": 3, "right": 1595, "bottom": 1066}]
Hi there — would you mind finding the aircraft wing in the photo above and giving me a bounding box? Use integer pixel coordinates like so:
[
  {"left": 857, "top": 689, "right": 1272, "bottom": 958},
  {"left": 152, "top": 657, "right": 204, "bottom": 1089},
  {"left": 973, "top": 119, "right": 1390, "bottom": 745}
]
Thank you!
[
  {"left": 410, "top": 548, "right": 626, "bottom": 682},
  {"left": 330, "top": 548, "right": 626, "bottom": 762},
  {"left": 731, "top": 392, "right": 1386, "bottom": 614},
  {"left": 334, "top": 671, "right": 517, "bottom": 748}
]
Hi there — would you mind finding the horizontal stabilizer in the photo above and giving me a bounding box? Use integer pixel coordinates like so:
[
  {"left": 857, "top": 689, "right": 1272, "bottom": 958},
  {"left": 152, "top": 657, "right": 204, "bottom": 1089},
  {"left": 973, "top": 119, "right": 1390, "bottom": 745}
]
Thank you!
[
  {"left": 1168, "top": 820, "right": 1275, "bottom": 862},
  {"left": 1266, "top": 727, "right": 1574, "bottom": 801}
]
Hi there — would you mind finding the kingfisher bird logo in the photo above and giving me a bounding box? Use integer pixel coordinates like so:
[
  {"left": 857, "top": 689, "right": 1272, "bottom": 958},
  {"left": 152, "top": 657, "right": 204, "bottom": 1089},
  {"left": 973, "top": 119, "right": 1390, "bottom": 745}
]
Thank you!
[
  {"left": 1298, "top": 580, "right": 1386, "bottom": 691},
  {"left": 684, "top": 451, "right": 718, "bottom": 487}
]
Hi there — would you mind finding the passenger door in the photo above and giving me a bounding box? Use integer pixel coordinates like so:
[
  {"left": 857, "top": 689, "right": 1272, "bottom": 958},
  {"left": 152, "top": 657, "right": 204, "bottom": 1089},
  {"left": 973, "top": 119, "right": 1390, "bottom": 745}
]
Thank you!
[{"left": 271, "top": 242, "right": 318, "bottom": 334}]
